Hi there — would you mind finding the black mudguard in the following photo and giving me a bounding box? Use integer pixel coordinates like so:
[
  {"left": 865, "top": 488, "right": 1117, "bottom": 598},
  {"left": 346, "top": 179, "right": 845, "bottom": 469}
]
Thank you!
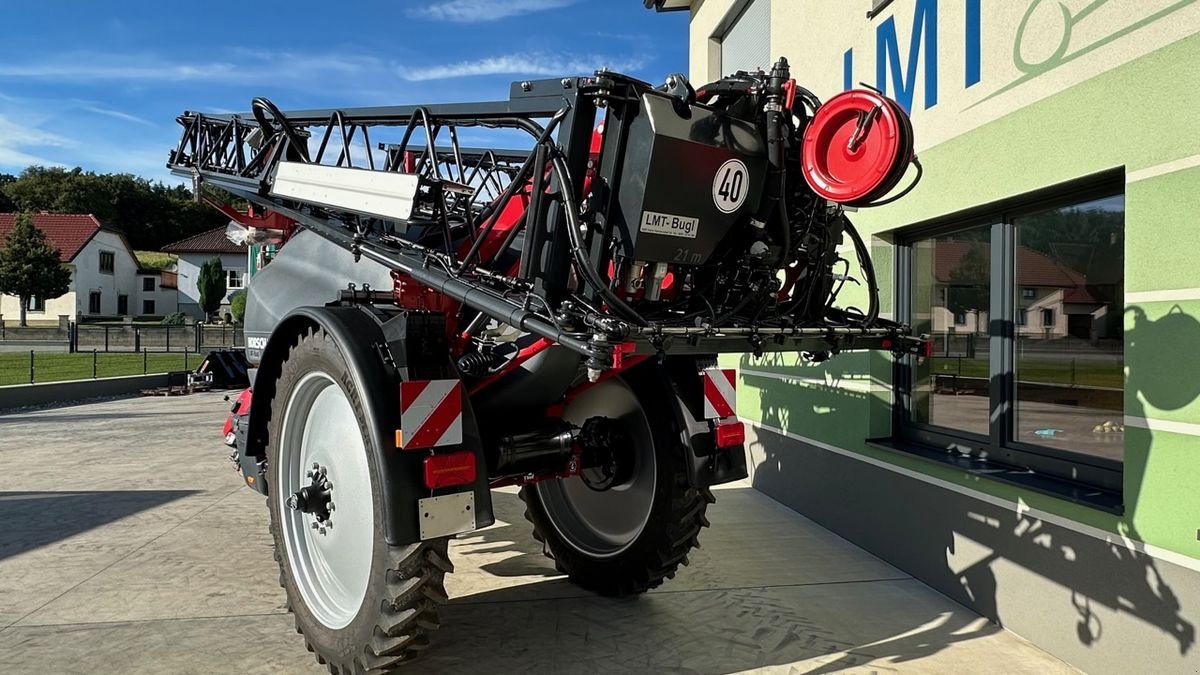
[
  {"left": 245, "top": 304, "right": 494, "bottom": 546},
  {"left": 653, "top": 357, "right": 749, "bottom": 487}
]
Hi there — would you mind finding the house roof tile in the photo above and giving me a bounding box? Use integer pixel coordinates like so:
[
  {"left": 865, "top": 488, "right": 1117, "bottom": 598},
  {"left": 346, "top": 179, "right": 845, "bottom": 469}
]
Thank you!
[
  {"left": 0, "top": 213, "right": 105, "bottom": 262},
  {"left": 161, "top": 226, "right": 245, "bottom": 254},
  {"left": 934, "top": 240, "right": 1087, "bottom": 288}
]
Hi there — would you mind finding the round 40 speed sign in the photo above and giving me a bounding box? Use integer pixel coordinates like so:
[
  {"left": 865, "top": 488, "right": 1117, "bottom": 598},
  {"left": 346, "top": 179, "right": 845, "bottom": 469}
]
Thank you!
[{"left": 712, "top": 158, "right": 749, "bottom": 214}]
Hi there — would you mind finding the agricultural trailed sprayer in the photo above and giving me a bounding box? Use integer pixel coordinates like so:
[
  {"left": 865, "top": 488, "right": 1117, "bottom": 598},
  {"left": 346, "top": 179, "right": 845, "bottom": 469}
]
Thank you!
[{"left": 171, "top": 57, "right": 928, "bottom": 672}]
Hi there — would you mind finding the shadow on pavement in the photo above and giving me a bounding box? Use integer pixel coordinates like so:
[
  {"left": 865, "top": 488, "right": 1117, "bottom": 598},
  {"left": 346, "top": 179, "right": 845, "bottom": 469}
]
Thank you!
[
  {"left": 743, "top": 303, "right": 1200, "bottom": 668},
  {"left": 0, "top": 490, "right": 198, "bottom": 561},
  {"left": 428, "top": 489, "right": 987, "bottom": 673}
]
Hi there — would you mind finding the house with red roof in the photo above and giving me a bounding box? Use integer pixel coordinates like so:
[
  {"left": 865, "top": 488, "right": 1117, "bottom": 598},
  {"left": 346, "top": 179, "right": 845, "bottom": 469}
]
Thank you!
[
  {"left": 928, "top": 240, "right": 1109, "bottom": 340},
  {"left": 162, "top": 226, "right": 248, "bottom": 321},
  {"left": 0, "top": 214, "right": 177, "bottom": 326}
]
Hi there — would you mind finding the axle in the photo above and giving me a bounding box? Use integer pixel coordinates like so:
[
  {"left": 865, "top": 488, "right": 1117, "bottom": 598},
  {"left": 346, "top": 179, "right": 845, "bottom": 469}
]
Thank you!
[{"left": 492, "top": 417, "right": 631, "bottom": 487}]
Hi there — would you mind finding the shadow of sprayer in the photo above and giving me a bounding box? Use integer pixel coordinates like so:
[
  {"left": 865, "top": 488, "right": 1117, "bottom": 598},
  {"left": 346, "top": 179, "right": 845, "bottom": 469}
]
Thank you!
[{"left": 742, "top": 304, "right": 1200, "bottom": 668}]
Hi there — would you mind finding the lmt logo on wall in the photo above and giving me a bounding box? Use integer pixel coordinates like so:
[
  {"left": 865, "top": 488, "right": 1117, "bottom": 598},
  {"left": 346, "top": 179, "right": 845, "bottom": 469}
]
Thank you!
[
  {"left": 845, "top": 0, "right": 1199, "bottom": 115},
  {"left": 843, "top": 0, "right": 983, "bottom": 113}
]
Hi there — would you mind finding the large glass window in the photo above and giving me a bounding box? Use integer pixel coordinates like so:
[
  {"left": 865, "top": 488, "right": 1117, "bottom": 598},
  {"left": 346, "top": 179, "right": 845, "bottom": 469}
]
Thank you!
[
  {"left": 897, "top": 188, "right": 1125, "bottom": 494},
  {"left": 1013, "top": 195, "right": 1124, "bottom": 462},
  {"left": 910, "top": 223, "right": 991, "bottom": 437}
]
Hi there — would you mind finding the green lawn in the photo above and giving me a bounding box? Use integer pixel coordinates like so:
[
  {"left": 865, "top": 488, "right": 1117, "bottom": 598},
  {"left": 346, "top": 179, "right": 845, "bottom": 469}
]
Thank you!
[
  {"left": 929, "top": 356, "right": 1123, "bottom": 389},
  {"left": 134, "top": 250, "right": 178, "bottom": 271},
  {"left": 0, "top": 352, "right": 195, "bottom": 386}
]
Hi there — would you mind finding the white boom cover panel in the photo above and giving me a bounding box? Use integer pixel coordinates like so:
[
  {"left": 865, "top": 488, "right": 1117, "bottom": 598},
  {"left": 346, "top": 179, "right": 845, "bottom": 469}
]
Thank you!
[{"left": 270, "top": 162, "right": 420, "bottom": 221}]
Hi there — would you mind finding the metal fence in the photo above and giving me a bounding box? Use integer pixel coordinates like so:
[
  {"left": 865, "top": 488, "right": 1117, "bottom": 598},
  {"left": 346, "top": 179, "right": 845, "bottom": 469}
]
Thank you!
[
  {"left": 75, "top": 324, "right": 243, "bottom": 352},
  {"left": 0, "top": 321, "right": 243, "bottom": 353},
  {"left": 0, "top": 349, "right": 201, "bottom": 386}
]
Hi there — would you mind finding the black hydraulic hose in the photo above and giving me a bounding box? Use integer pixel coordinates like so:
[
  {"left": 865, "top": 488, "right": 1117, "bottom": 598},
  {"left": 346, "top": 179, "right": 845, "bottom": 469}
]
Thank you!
[
  {"left": 456, "top": 108, "right": 568, "bottom": 273},
  {"left": 290, "top": 213, "right": 595, "bottom": 355},
  {"left": 549, "top": 153, "right": 647, "bottom": 327},
  {"left": 775, "top": 184, "right": 792, "bottom": 268},
  {"left": 752, "top": 58, "right": 790, "bottom": 249},
  {"left": 359, "top": 243, "right": 595, "bottom": 354},
  {"left": 842, "top": 216, "right": 879, "bottom": 327},
  {"left": 251, "top": 97, "right": 310, "bottom": 163}
]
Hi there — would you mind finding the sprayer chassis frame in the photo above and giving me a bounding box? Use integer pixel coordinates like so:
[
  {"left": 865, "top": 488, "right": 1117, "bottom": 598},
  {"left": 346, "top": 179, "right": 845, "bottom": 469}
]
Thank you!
[{"left": 167, "top": 73, "right": 922, "bottom": 371}]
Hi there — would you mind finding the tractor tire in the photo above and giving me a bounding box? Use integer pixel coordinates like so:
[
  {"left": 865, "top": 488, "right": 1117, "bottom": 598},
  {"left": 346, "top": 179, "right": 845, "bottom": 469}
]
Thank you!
[
  {"left": 520, "top": 368, "right": 714, "bottom": 596},
  {"left": 264, "top": 326, "right": 450, "bottom": 674}
]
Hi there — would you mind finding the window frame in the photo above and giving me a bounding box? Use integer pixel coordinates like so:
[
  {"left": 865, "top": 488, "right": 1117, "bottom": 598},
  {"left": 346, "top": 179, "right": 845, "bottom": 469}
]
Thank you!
[
  {"left": 28, "top": 295, "right": 44, "bottom": 312},
  {"left": 891, "top": 173, "right": 1125, "bottom": 500},
  {"left": 117, "top": 294, "right": 128, "bottom": 316},
  {"left": 142, "top": 299, "right": 156, "bottom": 315},
  {"left": 99, "top": 251, "right": 115, "bottom": 274},
  {"left": 227, "top": 269, "right": 244, "bottom": 290},
  {"left": 88, "top": 291, "right": 101, "bottom": 314},
  {"left": 142, "top": 277, "right": 155, "bottom": 292}
]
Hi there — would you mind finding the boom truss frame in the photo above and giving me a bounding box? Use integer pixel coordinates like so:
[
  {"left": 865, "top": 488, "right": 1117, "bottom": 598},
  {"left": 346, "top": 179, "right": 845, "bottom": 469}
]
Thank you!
[{"left": 167, "top": 72, "right": 925, "bottom": 374}]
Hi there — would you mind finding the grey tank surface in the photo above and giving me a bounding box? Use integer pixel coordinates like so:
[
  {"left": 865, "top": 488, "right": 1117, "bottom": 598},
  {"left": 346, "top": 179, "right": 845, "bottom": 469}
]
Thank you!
[{"left": 243, "top": 230, "right": 394, "bottom": 366}]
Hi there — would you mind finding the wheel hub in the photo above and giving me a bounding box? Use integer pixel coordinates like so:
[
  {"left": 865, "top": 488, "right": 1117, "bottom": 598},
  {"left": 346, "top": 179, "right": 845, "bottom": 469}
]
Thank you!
[
  {"left": 535, "top": 377, "right": 657, "bottom": 558},
  {"left": 577, "top": 416, "right": 635, "bottom": 491},
  {"left": 288, "top": 462, "right": 334, "bottom": 534}
]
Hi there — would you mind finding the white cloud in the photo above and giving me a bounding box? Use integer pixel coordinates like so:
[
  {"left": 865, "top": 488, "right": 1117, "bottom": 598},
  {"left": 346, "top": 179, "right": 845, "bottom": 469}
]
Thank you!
[
  {"left": 409, "top": 0, "right": 576, "bottom": 23},
  {"left": 0, "top": 52, "right": 388, "bottom": 86},
  {"left": 0, "top": 61, "right": 242, "bottom": 82},
  {"left": 0, "top": 114, "right": 70, "bottom": 169},
  {"left": 397, "top": 52, "right": 648, "bottom": 81},
  {"left": 81, "top": 106, "right": 155, "bottom": 127}
]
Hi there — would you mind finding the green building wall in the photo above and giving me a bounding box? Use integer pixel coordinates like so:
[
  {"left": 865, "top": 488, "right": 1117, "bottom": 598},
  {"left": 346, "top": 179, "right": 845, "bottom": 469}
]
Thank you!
[{"left": 713, "top": 11, "right": 1200, "bottom": 563}]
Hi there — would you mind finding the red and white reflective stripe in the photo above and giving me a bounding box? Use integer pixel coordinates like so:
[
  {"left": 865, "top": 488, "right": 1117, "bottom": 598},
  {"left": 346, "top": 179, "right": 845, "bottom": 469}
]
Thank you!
[
  {"left": 702, "top": 368, "right": 736, "bottom": 419},
  {"left": 399, "top": 379, "right": 463, "bottom": 450}
]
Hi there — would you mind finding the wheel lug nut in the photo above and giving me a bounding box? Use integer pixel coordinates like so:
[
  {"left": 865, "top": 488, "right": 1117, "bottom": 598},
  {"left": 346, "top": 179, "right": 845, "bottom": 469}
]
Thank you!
[
  {"left": 311, "top": 522, "right": 319, "bottom": 530},
  {"left": 319, "top": 466, "right": 327, "bottom": 476},
  {"left": 319, "top": 527, "right": 327, "bottom": 535},
  {"left": 329, "top": 503, "right": 335, "bottom": 512},
  {"left": 311, "top": 462, "right": 319, "bottom": 470}
]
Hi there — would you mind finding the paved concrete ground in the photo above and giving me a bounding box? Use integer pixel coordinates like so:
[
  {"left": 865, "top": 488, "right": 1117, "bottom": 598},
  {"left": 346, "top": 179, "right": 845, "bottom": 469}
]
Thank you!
[{"left": 0, "top": 393, "right": 1076, "bottom": 674}]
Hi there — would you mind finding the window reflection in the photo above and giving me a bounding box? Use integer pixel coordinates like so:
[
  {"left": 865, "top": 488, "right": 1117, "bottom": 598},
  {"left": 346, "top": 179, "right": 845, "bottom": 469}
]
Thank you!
[
  {"left": 911, "top": 224, "right": 992, "bottom": 437},
  {"left": 1014, "top": 195, "right": 1125, "bottom": 462}
]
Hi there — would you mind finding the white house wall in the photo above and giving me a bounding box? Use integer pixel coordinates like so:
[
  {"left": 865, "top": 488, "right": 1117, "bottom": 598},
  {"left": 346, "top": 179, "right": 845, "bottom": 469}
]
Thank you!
[
  {"left": 175, "top": 252, "right": 246, "bottom": 318},
  {"left": 73, "top": 230, "right": 141, "bottom": 318},
  {"left": 136, "top": 272, "right": 178, "bottom": 316},
  {"left": 1, "top": 230, "right": 141, "bottom": 325},
  {"left": 0, "top": 268, "right": 76, "bottom": 326}
]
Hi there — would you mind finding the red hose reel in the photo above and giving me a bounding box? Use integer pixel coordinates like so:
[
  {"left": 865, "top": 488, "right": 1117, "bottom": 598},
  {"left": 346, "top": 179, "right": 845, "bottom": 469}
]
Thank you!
[{"left": 800, "top": 89, "right": 917, "bottom": 207}]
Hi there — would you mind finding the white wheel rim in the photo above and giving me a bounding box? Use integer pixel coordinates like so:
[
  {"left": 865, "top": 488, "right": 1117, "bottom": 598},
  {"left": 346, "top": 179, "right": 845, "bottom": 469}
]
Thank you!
[{"left": 278, "top": 371, "right": 374, "bottom": 629}]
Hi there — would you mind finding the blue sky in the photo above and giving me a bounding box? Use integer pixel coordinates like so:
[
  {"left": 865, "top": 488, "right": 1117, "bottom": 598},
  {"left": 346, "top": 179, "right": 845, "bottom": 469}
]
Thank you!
[{"left": 0, "top": 0, "right": 686, "bottom": 183}]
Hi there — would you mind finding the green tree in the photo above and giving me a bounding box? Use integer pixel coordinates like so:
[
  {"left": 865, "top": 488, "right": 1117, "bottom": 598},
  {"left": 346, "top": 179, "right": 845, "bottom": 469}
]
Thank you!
[
  {"left": 0, "top": 173, "right": 16, "bottom": 212},
  {"left": 229, "top": 289, "right": 247, "bottom": 323},
  {"left": 946, "top": 241, "right": 990, "bottom": 336},
  {"left": 2, "top": 166, "right": 227, "bottom": 250},
  {"left": 197, "top": 257, "right": 227, "bottom": 321},
  {"left": 0, "top": 213, "right": 72, "bottom": 326}
]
